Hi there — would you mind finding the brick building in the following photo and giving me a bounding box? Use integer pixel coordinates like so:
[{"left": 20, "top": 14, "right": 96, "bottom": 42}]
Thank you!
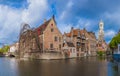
[
  {"left": 63, "top": 27, "right": 97, "bottom": 57},
  {"left": 84, "top": 30, "right": 97, "bottom": 56},
  {"left": 63, "top": 27, "right": 87, "bottom": 57},
  {"left": 19, "top": 16, "right": 62, "bottom": 57}
]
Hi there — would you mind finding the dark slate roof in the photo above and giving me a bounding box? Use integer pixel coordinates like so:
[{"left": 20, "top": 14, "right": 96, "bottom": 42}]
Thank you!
[{"left": 66, "top": 42, "right": 75, "bottom": 47}]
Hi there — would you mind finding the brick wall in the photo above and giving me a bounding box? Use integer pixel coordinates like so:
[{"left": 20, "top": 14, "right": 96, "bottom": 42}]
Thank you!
[{"left": 43, "top": 18, "right": 62, "bottom": 51}]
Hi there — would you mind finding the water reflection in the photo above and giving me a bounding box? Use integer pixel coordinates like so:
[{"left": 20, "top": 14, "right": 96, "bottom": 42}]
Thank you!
[
  {"left": 0, "top": 57, "right": 120, "bottom": 76},
  {"left": 108, "top": 61, "right": 120, "bottom": 76},
  {"left": 0, "top": 58, "right": 18, "bottom": 76}
]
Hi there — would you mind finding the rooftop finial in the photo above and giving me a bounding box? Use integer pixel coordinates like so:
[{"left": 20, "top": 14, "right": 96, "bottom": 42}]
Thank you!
[{"left": 52, "top": 14, "right": 55, "bottom": 19}]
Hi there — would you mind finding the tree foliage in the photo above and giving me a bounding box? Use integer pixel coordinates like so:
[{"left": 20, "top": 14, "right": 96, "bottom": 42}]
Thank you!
[
  {"left": 109, "top": 33, "right": 120, "bottom": 49},
  {"left": 0, "top": 45, "right": 10, "bottom": 53}
]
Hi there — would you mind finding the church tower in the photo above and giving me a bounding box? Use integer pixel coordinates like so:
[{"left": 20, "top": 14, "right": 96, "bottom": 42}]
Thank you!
[{"left": 98, "top": 20, "right": 104, "bottom": 42}]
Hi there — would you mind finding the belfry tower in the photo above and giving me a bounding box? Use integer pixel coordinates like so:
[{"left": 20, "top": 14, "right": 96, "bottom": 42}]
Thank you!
[{"left": 98, "top": 20, "right": 104, "bottom": 42}]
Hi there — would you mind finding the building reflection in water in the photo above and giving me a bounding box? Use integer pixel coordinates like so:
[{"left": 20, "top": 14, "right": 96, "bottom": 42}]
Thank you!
[
  {"left": 1, "top": 57, "right": 120, "bottom": 76},
  {"left": 17, "top": 57, "right": 109, "bottom": 76}
]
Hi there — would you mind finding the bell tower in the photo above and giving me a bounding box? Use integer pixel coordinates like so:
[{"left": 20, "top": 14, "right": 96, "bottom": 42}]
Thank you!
[{"left": 98, "top": 20, "right": 104, "bottom": 42}]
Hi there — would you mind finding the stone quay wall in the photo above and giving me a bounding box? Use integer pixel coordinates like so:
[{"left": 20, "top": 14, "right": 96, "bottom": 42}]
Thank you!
[{"left": 22, "top": 52, "right": 65, "bottom": 60}]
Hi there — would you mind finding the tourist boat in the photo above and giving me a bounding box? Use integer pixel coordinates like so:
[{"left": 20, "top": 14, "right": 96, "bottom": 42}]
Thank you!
[{"left": 113, "top": 44, "right": 120, "bottom": 61}]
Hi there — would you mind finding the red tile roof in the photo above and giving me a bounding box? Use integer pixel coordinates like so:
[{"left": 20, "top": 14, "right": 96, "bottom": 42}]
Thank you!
[
  {"left": 35, "top": 19, "right": 51, "bottom": 35},
  {"left": 65, "top": 29, "right": 85, "bottom": 37}
]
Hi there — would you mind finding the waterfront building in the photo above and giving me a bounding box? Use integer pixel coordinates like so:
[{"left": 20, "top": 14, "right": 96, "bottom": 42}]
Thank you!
[
  {"left": 9, "top": 42, "right": 19, "bottom": 53},
  {"left": 19, "top": 16, "right": 63, "bottom": 58},
  {"left": 63, "top": 41, "right": 77, "bottom": 58},
  {"left": 83, "top": 29, "right": 97, "bottom": 56},
  {"left": 63, "top": 27, "right": 97, "bottom": 57},
  {"left": 63, "top": 28, "right": 87, "bottom": 57},
  {"left": 6, "top": 42, "right": 19, "bottom": 56}
]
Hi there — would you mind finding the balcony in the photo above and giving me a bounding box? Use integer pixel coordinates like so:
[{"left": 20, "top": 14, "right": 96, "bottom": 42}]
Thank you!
[{"left": 77, "top": 38, "right": 81, "bottom": 42}]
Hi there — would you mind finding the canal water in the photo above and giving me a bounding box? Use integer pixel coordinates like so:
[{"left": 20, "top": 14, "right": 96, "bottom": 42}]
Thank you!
[{"left": 0, "top": 57, "right": 120, "bottom": 76}]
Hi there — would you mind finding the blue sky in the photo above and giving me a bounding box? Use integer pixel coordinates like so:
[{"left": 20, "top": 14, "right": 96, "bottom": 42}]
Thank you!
[{"left": 0, "top": 0, "right": 120, "bottom": 46}]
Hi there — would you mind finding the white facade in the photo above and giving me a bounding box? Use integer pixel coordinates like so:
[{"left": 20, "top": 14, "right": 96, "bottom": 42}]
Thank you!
[
  {"left": 9, "top": 42, "right": 19, "bottom": 53},
  {"left": 63, "top": 47, "right": 77, "bottom": 58},
  {"left": 62, "top": 41, "right": 77, "bottom": 58}
]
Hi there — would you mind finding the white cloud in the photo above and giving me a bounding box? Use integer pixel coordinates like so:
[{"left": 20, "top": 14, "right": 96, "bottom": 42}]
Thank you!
[
  {"left": 58, "top": 18, "right": 97, "bottom": 36},
  {"left": 105, "top": 30, "right": 116, "bottom": 38},
  {"left": 0, "top": 0, "right": 48, "bottom": 45},
  {"left": 66, "top": 0, "right": 73, "bottom": 8},
  {"left": 59, "top": 0, "right": 73, "bottom": 20},
  {"left": 76, "top": 18, "right": 96, "bottom": 30},
  {"left": 104, "top": 10, "right": 120, "bottom": 25},
  {"left": 59, "top": 11, "right": 66, "bottom": 20},
  {"left": 58, "top": 24, "right": 72, "bottom": 34},
  {"left": 22, "top": 0, "right": 48, "bottom": 25}
]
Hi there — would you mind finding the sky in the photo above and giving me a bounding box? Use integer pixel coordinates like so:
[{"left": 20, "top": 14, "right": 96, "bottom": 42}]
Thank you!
[{"left": 0, "top": 0, "right": 120, "bottom": 46}]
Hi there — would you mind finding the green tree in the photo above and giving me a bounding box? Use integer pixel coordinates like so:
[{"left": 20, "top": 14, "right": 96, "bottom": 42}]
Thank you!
[
  {"left": 0, "top": 45, "right": 10, "bottom": 53},
  {"left": 109, "top": 33, "right": 120, "bottom": 49},
  {"left": 0, "top": 48, "right": 2, "bottom": 53}
]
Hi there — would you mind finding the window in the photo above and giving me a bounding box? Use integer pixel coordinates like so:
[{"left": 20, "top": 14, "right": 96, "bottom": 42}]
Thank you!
[
  {"left": 70, "top": 49, "right": 72, "bottom": 53},
  {"left": 59, "top": 44, "right": 61, "bottom": 50},
  {"left": 59, "top": 37, "right": 61, "bottom": 42},
  {"left": 51, "top": 28, "right": 54, "bottom": 32},
  {"left": 77, "top": 42, "right": 80, "bottom": 46},
  {"left": 50, "top": 44, "right": 53, "bottom": 49},
  {"left": 55, "top": 36, "right": 58, "bottom": 41}
]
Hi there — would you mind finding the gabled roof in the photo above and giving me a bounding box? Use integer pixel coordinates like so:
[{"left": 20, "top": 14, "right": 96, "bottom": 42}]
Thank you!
[
  {"left": 64, "top": 29, "right": 85, "bottom": 37},
  {"left": 64, "top": 28, "right": 97, "bottom": 41},
  {"left": 65, "top": 33, "right": 71, "bottom": 37},
  {"left": 88, "top": 32, "right": 96, "bottom": 39},
  {"left": 35, "top": 15, "right": 55, "bottom": 35},
  {"left": 35, "top": 19, "right": 51, "bottom": 35}
]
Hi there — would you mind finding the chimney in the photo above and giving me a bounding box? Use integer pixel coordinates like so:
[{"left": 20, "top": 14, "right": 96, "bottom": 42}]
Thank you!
[
  {"left": 44, "top": 19, "right": 46, "bottom": 23},
  {"left": 71, "top": 27, "right": 74, "bottom": 31},
  {"left": 83, "top": 28, "right": 86, "bottom": 31},
  {"left": 52, "top": 15, "right": 55, "bottom": 19}
]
